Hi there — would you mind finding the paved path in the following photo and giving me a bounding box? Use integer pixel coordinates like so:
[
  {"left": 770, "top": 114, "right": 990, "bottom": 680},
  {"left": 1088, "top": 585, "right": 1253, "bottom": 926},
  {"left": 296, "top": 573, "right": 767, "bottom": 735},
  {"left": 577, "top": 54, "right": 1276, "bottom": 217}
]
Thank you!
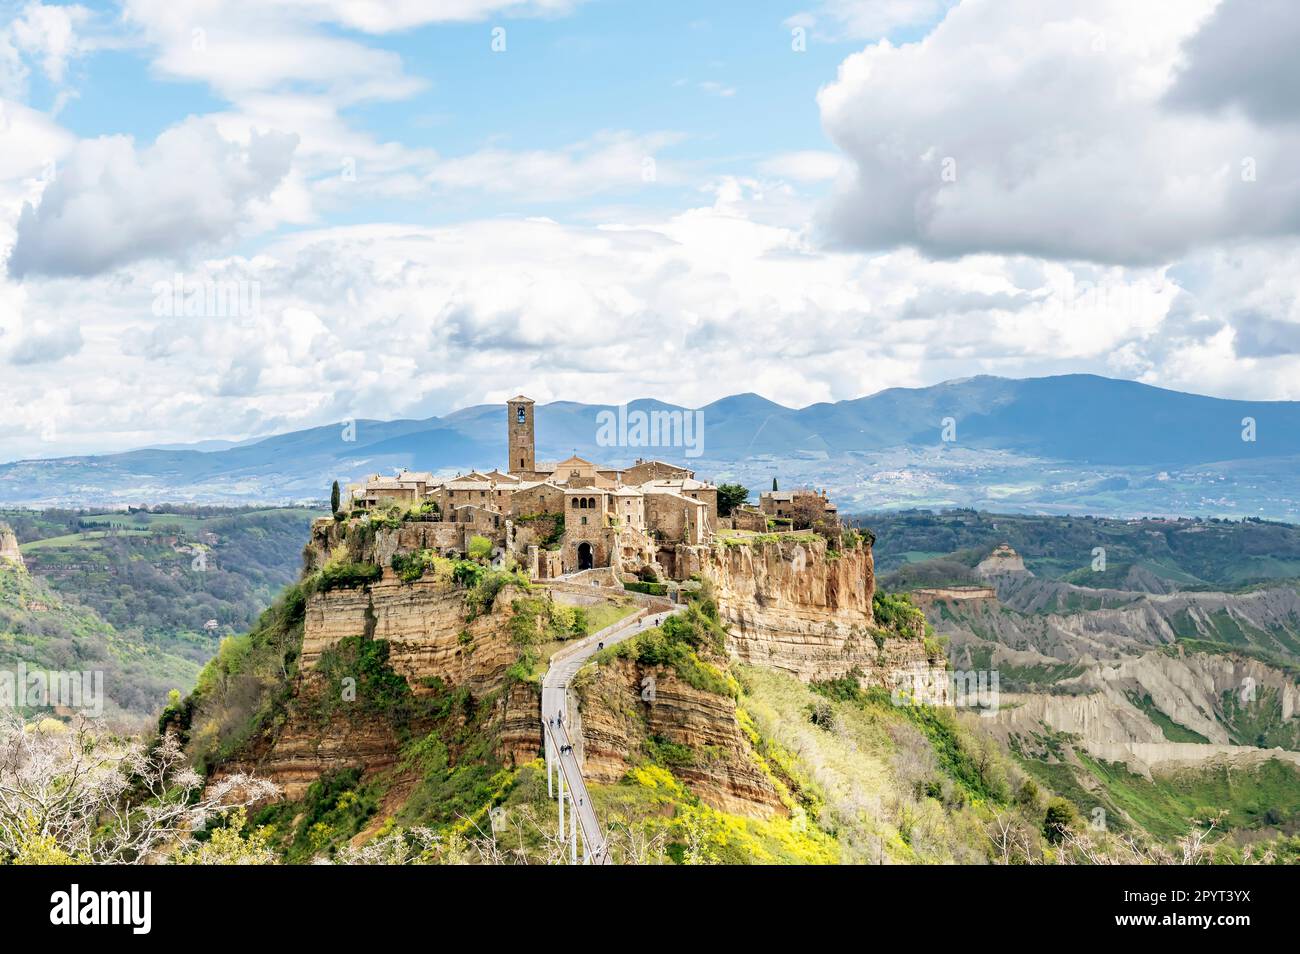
[{"left": 541, "top": 607, "right": 680, "bottom": 864}]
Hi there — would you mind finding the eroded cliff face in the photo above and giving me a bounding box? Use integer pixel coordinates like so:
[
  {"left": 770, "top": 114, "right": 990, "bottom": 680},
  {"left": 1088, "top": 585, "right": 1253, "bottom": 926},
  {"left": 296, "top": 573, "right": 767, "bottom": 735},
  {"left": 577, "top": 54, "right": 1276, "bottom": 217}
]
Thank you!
[
  {"left": 209, "top": 570, "right": 542, "bottom": 801},
  {"left": 300, "top": 576, "right": 521, "bottom": 693},
  {"left": 305, "top": 518, "right": 465, "bottom": 573},
  {"left": 209, "top": 528, "right": 936, "bottom": 825},
  {"left": 0, "top": 523, "right": 22, "bottom": 567},
  {"left": 574, "top": 658, "right": 783, "bottom": 817},
  {"left": 705, "top": 536, "right": 935, "bottom": 687}
]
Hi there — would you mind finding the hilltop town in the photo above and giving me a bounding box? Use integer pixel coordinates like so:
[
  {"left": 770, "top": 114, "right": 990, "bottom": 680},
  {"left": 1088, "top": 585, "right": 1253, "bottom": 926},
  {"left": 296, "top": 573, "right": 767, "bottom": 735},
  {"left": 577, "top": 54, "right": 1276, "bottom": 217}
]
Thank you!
[{"left": 341, "top": 396, "right": 838, "bottom": 583}]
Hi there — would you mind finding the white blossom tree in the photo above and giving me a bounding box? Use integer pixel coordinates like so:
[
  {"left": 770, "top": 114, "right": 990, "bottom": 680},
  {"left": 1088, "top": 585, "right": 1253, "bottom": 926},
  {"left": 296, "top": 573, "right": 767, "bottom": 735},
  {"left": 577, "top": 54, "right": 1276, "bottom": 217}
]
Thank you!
[{"left": 0, "top": 715, "right": 277, "bottom": 864}]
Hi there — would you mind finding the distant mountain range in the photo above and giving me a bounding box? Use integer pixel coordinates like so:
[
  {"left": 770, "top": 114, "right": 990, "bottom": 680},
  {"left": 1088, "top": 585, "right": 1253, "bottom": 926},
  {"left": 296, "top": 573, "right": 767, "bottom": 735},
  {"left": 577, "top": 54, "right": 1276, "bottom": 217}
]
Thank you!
[{"left": 3, "top": 374, "right": 1299, "bottom": 518}]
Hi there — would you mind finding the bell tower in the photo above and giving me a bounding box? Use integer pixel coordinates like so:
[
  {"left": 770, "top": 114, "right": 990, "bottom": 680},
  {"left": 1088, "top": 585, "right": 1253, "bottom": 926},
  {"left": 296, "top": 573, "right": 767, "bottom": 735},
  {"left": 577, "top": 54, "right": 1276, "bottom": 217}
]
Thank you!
[{"left": 507, "top": 395, "right": 535, "bottom": 475}]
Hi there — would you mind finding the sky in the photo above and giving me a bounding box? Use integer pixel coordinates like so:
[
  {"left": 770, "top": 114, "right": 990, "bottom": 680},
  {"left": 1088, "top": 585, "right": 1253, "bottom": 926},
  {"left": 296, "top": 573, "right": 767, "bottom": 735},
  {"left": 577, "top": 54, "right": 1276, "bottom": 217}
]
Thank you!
[{"left": 1, "top": 0, "right": 1299, "bottom": 461}]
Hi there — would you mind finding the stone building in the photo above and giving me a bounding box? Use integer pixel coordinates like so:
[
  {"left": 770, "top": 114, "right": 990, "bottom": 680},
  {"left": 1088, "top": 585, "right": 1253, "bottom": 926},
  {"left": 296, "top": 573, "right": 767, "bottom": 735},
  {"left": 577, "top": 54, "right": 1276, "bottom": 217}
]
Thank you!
[
  {"left": 336, "top": 395, "right": 842, "bottom": 581},
  {"left": 759, "top": 488, "right": 838, "bottom": 528},
  {"left": 621, "top": 458, "right": 693, "bottom": 485}
]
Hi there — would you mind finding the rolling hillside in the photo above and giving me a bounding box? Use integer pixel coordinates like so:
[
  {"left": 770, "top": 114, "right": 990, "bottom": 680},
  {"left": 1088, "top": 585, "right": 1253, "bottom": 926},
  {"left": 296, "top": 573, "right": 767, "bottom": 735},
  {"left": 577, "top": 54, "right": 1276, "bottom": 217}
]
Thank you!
[{"left": 3, "top": 375, "right": 1299, "bottom": 517}]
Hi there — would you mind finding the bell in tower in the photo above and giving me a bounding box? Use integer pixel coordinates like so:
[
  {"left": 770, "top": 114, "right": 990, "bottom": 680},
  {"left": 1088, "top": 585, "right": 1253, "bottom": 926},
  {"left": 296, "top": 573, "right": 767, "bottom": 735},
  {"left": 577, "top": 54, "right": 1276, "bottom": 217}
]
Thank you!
[{"left": 507, "top": 395, "right": 536, "bottom": 475}]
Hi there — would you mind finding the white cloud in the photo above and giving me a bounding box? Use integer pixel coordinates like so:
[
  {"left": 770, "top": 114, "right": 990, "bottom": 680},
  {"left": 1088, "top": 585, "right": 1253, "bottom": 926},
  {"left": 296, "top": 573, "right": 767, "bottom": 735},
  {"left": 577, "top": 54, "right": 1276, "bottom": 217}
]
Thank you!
[
  {"left": 120, "top": 0, "right": 587, "bottom": 102},
  {"left": 697, "top": 81, "right": 735, "bottom": 98},
  {"left": 786, "top": 0, "right": 953, "bottom": 40},
  {"left": 7, "top": 118, "right": 298, "bottom": 278},
  {"left": 4, "top": 0, "right": 1300, "bottom": 465},
  {"left": 759, "top": 151, "right": 845, "bottom": 183},
  {"left": 8, "top": 2, "right": 90, "bottom": 83},
  {"left": 8, "top": 179, "right": 1298, "bottom": 460},
  {"left": 1165, "top": 0, "right": 1300, "bottom": 124},
  {"left": 289, "top": 0, "right": 587, "bottom": 33},
  {"left": 818, "top": 0, "right": 1300, "bottom": 264},
  {"left": 122, "top": 0, "right": 424, "bottom": 105},
  {"left": 7, "top": 314, "right": 81, "bottom": 364},
  {"left": 423, "top": 131, "right": 687, "bottom": 200}
]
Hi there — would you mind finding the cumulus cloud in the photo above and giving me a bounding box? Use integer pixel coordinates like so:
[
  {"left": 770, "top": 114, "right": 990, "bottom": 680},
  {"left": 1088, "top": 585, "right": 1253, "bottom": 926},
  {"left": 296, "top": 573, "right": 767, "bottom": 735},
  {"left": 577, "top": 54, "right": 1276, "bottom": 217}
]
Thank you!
[
  {"left": 1166, "top": 0, "right": 1300, "bottom": 124},
  {"left": 7, "top": 316, "right": 82, "bottom": 364},
  {"left": 818, "top": 0, "right": 1300, "bottom": 264},
  {"left": 7, "top": 119, "right": 298, "bottom": 278},
  {"left": 0, "top": 97, "right": 73, "bottom": 182},
  {"left": 0, "top": 179, "right": 1257, "bottom": 459},
  {"left": 8, "top": 3, "right": 89, "bottom": 83}
]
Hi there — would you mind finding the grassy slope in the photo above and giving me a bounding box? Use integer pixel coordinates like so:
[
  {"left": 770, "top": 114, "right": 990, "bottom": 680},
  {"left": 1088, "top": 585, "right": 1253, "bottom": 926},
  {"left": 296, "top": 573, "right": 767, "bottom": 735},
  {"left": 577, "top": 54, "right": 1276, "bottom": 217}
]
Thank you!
[
  {"left": 864, "top": 509, "right": 1300, "bottom": 590},
  {"left": 0, "top": 563, "right": 200, "bottom": 716}
]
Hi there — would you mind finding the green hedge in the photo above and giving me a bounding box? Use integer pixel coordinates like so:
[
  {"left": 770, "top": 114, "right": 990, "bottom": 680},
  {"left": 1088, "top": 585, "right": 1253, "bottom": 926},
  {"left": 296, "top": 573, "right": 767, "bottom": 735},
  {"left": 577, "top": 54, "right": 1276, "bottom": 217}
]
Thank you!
[
  {"left": 315, "top": 561, "right": 381, "bottom": 592},
  {"left": 624, "top": 580, "right": 668, "bottom": 596}
]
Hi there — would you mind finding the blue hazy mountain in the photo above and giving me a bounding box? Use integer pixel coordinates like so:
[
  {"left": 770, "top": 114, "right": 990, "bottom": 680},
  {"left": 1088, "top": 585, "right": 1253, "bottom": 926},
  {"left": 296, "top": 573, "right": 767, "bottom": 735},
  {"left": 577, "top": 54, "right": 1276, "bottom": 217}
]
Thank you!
[{"left": 2, "top": 374, "right": 1298, "bottom": 509}]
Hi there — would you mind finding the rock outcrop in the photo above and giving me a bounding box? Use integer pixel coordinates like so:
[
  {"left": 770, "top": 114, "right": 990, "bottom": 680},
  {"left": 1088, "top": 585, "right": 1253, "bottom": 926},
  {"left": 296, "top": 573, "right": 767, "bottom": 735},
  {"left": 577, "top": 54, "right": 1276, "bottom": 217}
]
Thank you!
[
  {"left": 706, "top": 535, "right": 937, "bottom": 687},
  {"left": 301, "top": 574, "right": 522, "bottom": 694},
  {"left": 976, "top": 543, "right": 1029, "bottom": 577},
  {"left": 575, "top": 658, "right": 783, "bottom": 817},
  {"left": 208, "top": 524, "right": 939, "bottom": 825},
  {"left": 0, "top": 522, "right": 22, "bottom": 568}
]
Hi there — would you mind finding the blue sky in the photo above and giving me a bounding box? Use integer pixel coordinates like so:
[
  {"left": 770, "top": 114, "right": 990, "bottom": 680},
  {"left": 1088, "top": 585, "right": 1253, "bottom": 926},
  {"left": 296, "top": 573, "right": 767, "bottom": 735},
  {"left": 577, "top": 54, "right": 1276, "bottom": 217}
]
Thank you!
[
  {"left": 43, "top": 1, "right": 891, "bottom": 228},
  {"left": 1, "top": 0, "right": 1298, "bottom": 460}
]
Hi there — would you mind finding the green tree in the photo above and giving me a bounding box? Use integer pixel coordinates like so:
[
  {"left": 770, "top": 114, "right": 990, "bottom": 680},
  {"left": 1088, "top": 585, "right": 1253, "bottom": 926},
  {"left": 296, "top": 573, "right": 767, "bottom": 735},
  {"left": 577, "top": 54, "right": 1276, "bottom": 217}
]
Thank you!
[
  {"left": 716, "top": 483, "right": 749, "bottom": 517},
  {"left": 772, "top": 477, "right": 778, "bottom": 492},
  {"left": 1043, "top": 797, "right": 1078, "bottom": 844},
  {"left": 330, "top": 480, "right": 341, "bottom": 515},
  {"left": 468, "top": 535, "right": 494, "bottom": 562}
]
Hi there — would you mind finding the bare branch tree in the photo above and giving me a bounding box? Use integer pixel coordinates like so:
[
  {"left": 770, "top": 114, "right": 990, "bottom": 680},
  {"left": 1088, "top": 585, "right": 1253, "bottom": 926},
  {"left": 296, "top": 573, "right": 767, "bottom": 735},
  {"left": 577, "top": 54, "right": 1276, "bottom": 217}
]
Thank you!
[{"left": 0, "top": 715, "right": 277, "bottom": 864}]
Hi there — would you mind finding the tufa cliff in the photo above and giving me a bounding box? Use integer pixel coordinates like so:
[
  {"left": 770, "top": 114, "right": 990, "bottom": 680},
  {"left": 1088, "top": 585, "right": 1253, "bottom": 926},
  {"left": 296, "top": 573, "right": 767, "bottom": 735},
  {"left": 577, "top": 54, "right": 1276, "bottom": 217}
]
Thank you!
[
  {"left": 0, "top": 522, "right": 23, "bottom": 568},
  {"left": 180, "top": 521, "right": 939, "bottom": 839},
  {"left": 708, "top": 533, "right": 938, "bottom": 686}
]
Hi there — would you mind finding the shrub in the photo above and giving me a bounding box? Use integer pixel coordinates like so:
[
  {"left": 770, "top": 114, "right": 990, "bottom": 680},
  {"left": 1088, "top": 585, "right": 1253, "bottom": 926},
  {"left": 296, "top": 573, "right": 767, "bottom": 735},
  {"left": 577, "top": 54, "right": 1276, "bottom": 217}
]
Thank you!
[
  {"left": 1044, "top": 797, "right": 1079, "bottom": 844},
  {"left": 872, "top": 591, "right": 927, "bottom": 639},
  {"left": 451, "top": 560, "right": 485, "bottom": 589},
  {"left": 624, "top": 580, "right": 668, "bottom": 596},
  {"left": 313, "top": 635, "right": 411, "bottom": 720},
  {"left": 391, "top": 550, "right": 429, "bottom": 583},
  {"left": 516, "top": 512, "right": 563, "bottom": 548},
  {"left": 315, "top": 561, "right": 381, "bottom": 592},
  {"left": 468, "top": 535, "right": 494, "bottom": 562}
]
